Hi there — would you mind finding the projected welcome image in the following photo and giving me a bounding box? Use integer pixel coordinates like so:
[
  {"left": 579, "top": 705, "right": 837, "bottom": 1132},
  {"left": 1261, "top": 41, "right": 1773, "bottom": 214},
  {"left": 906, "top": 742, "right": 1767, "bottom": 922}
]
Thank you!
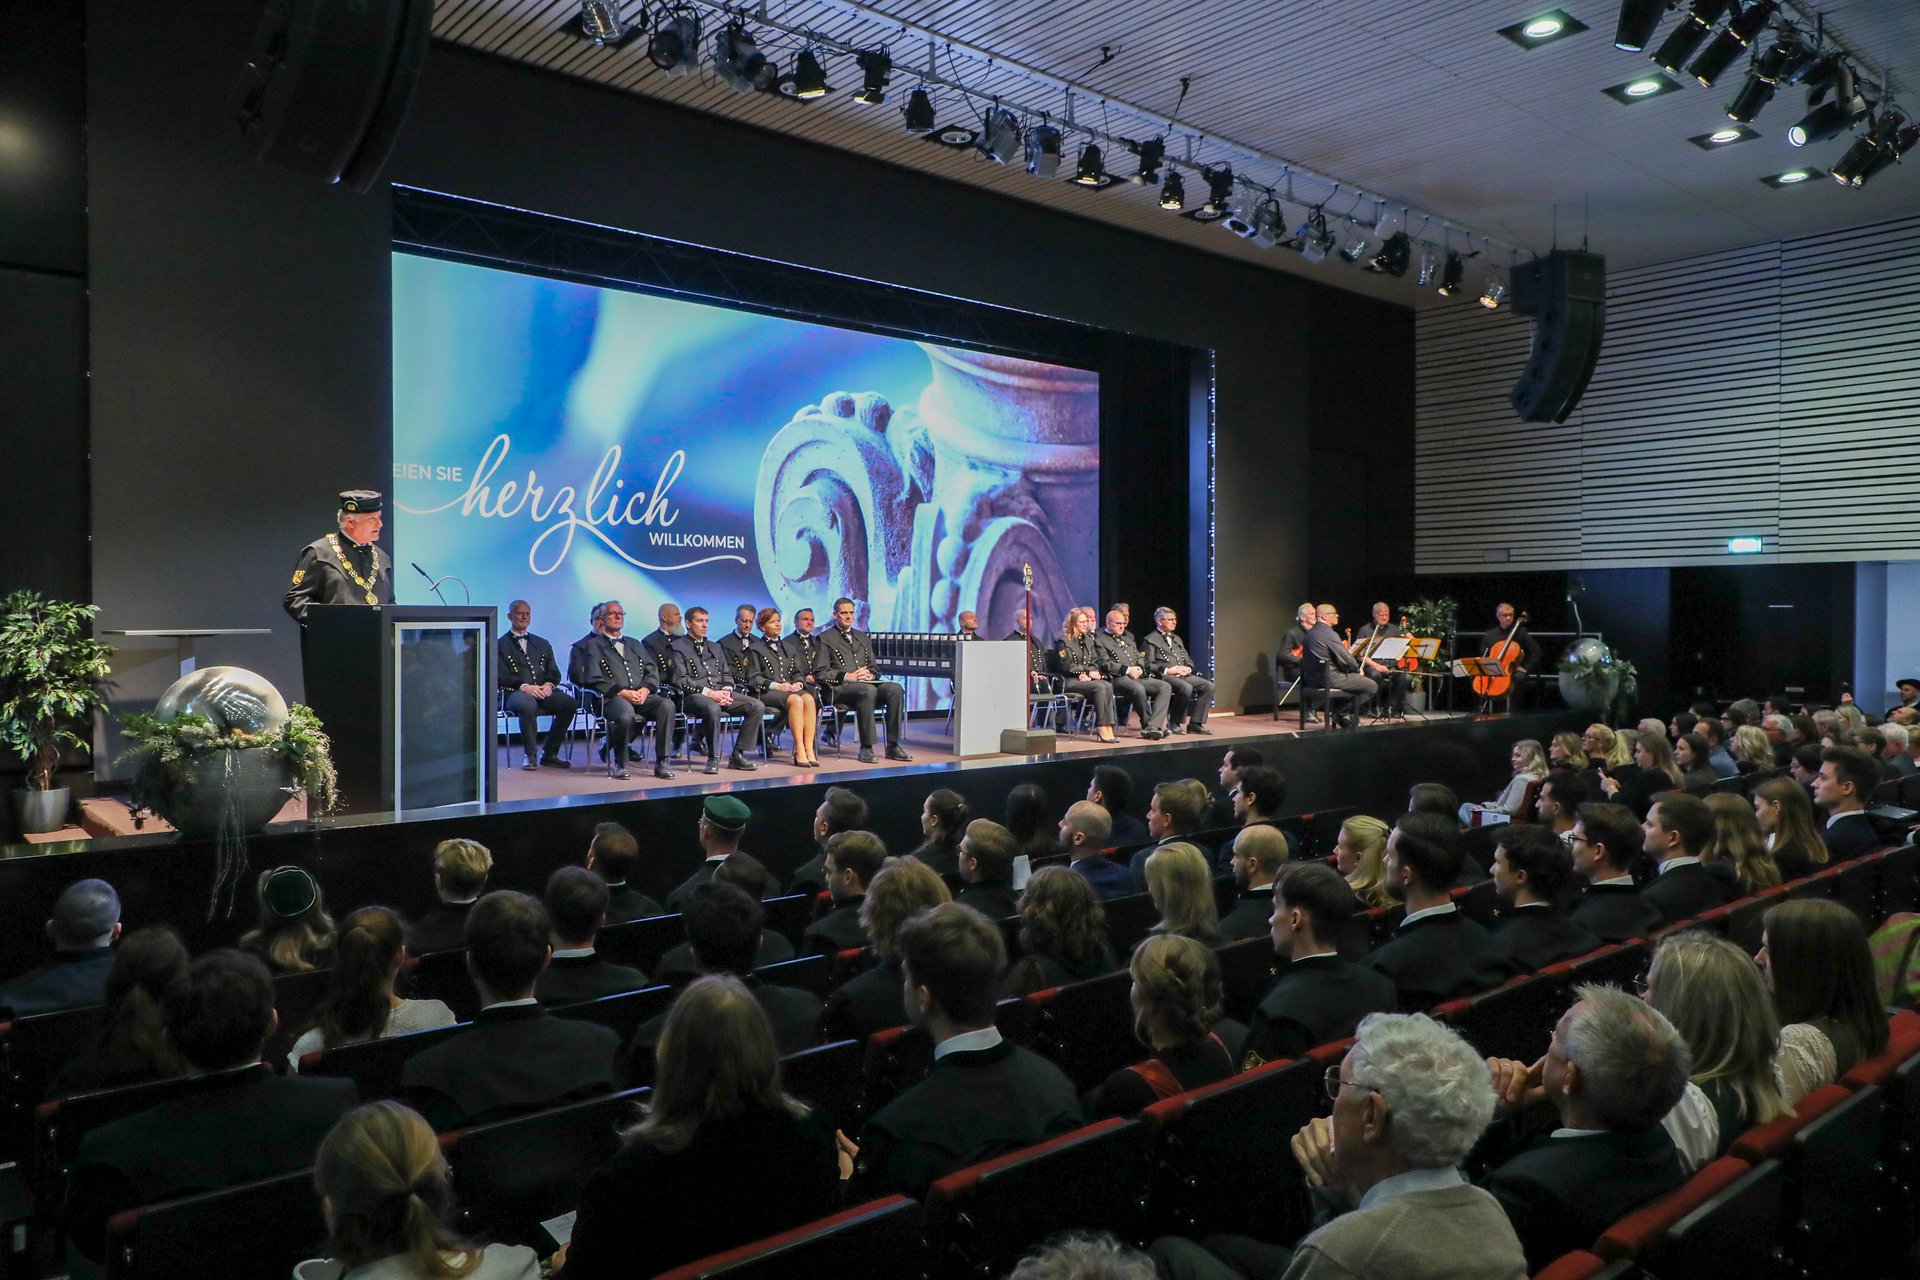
[{"left": 391, "top": 253, "right": 1099, "bottom": 708}]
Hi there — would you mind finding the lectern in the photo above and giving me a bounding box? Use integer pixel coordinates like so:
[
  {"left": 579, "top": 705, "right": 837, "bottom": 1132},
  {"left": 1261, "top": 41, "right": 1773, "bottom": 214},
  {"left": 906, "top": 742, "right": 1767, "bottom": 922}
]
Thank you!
[{"left": 302, "top": 605, "right": 497, "bottom": 814}]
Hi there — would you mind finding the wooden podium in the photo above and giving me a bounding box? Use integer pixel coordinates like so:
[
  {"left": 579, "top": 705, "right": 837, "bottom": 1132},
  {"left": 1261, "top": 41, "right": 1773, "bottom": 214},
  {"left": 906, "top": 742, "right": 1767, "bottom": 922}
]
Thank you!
[{"left": 301, "top": 605, "right": 498, "bottom": 814}]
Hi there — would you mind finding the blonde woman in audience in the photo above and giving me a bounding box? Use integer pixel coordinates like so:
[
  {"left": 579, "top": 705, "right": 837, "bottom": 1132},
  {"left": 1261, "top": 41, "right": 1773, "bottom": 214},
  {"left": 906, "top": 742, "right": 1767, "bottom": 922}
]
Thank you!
[
  {"left": 1084, "top": 935, "right": 1234, "bottom": 1117},
  {"left": 1642, "top": 931, "right": 1789, "bottom": 1165},
  {"left": 240, "top": 866, "right": 336, "bottom": 975},
  {"left": 1730, "top": 725, "right": 1774, "bottom": 775},
  {"left": 407, "top": 839, "right": 493, "bottom": 954},
  {"left": 1003, "top": 866, "right": 1118, "bottom": 996},
  {"left": 1761, "top": 899, "right": 1889, "bottom": 1103},
  {"left": 1701, "top": 793, "right": 1783, "bottom": 896},
  {"left": 289, "top": 908, "right": 456, "bottom": 1070},
  {"left": 1751, "top": 776, "right": 1828, "bottom": 882},
  {"left": 556, "top": 976, "right": 839, "bottom": 1278},
  {"left": 1637, "top": 717, "right": 1669, "bottom": 745},
  {"left": 1334, "top": 816, "right": 1394, "bottom": 909},
  {"left": 1468, "top": 740, "right": 1548, "bottom": 820},
  {"left": 1548, "top": 731, "right": 1589, "bottom": 771},
  {"left": 1602, "top": 731, "right": 1684, "bottom": 817},
  {"left": 296, "top": 1101, "right": 538, "bottom": 1279},
  {"left": 1144, "top": 842, "right": 1222, "bottom": 944}
]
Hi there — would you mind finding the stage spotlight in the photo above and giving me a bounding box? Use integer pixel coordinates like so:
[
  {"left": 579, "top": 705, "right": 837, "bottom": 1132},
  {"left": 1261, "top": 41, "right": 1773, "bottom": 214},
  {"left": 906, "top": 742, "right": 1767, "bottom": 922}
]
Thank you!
[
  {"left": 1203, "top": 165, "right": 1235, "bottom": 211},
  {"left": 1368, "top": 232, "right": 1413, "bottom": 276},
  {"left": 779, "top": 49, "right": 831, "bottom": 99},
  {"left": 1727, "top": 31, "right": 1799, "bottom": 121},
  {"left": 1479, "top": 273, "right": 1510, "bottom": 309},
  {"left": 1025, "top": 124, "right": 1062, "bottom": 177},
  {"left": 1853, "top": 122, "right": 1920, "bottom": 186},
  {"left": 1614, "top": 0, "right": 1671, "bottom": 51},
  {"left": 1297, "top": 210, "right": 1335, "bottom": 263},
  {"left": 1788, "top": 63, "right": 1868, "bottom": 146},
  {"left": 903, "top": 88, "right": 936, "bottom": 131},
  {"left": 1338, "top": 231, "right": 1377, "bottom": 267},
  {"left": 716, "top": 23, "right": 777, "bottom": 93},
  {"left": 978, "top": 109, "right": 1021, "bottom": 163},
  {"left": 1129, "top": 137, "right": 1166, "bottom": 183},
  {"left": 1416, "top": 245, "right": 1441, "bottom": 285},
  {"left": 1437, "top": 252, "right": 1466, "bottom": 295},
  {"left": 854, "top": 50, "right": 891, "bottom": 105},
  {"left": 1070, "top": 144, "right": 1115, "bottom": 187},
  {"left": 1832, "top": 113, "right": 1912, "bottom": 187},
  {"left": 1248, "top": 199, "right": 1285, "bottom": 250},
  {"left": 1688, "top": 1, "right": 1774, "bottom": 87},
  {"left": 578, "top": 0, "right": 639, "bottom": 47},
  {"left": 647, "top": 8, "right": 699, "bottom": 74},
  {"left": 1650, "top": 0, "right": 1728, "bottom": 74},
  {"left": 1158, "top": 170, "right": 1185, "bottom": 210}
]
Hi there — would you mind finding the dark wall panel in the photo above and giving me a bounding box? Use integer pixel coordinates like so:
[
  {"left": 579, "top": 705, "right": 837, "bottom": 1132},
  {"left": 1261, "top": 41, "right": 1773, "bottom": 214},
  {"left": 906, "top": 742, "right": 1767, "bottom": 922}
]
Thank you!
[
  {"left": 0, "top": 270, "right": 88, "bottom": 600},
  {"left": 0, "top": 0, "right": 87, "bottom": 274}
]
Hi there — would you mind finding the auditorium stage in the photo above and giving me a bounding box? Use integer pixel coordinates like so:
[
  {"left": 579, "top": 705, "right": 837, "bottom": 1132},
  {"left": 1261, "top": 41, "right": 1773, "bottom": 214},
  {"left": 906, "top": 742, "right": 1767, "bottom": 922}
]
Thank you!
[{"left": 0, "top": 708, "right": 1581, "bottom": 976}]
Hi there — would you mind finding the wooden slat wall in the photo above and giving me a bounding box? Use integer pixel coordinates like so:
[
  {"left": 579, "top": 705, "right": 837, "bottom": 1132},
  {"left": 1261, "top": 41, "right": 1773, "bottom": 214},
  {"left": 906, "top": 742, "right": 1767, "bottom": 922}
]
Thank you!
[{"left": 1414, "top": 213, "right": 1920, "bottom": 573}]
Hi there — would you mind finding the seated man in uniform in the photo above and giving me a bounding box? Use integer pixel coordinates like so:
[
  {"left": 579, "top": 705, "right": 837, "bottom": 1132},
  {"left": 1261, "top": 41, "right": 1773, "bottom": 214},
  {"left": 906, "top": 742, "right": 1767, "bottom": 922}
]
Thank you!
[
  {"left": 1094, "top": 609, "right": 1172, "bottom": 739},
  {"left": 498, "top": 599, "right": 576, "bottom": 771},
  {"left": 566, "top": 601, "right": 608, "bottom": 691},
  {"left": 1142, "top": 606, "right": 1214, "bottom": 735},
  {"left": 815, "top": 597, "right": 912, "bottom": 764},
  {"left": 579, "top": 601, "right": 677, "bottom": 781},
  {"left": 670, "top": 606, "right": 767, "bottom": 774}
]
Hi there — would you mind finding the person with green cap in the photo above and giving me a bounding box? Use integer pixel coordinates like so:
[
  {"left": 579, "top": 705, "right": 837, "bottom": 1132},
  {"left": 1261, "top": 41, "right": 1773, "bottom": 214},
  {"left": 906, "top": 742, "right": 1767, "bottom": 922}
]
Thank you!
[
  {"left": 667, "top": 795, "right": 751, "bottom": 911},
  {"left": 284, "top": 490, "right": 393, "bottom": 624}
]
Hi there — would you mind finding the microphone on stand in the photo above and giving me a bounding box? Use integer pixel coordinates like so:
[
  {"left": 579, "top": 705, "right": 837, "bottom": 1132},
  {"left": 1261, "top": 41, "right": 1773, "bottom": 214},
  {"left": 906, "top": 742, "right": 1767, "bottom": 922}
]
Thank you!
[{"left": 411, "top": 562, "right": 470, "bottom": 606}]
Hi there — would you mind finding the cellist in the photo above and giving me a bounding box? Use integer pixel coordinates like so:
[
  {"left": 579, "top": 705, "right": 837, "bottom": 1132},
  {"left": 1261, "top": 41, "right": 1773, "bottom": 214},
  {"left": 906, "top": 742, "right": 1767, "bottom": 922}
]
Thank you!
[{"left": 1478, "top": 603, "right": 1542, "bottom": 706}]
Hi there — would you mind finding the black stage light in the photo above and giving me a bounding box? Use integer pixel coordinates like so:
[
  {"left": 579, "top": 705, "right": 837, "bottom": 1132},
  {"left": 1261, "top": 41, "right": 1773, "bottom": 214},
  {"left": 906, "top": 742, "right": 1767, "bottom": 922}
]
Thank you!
[
  {"left": 904, "top": 88, "right": 937, "bottom": 131},
  {"left": 1437, "top": 252, "right": 1466, "bottom": 295},
  {"left": 1727, "top": 75, "right": 1773, "bottom": 121},
  {"left": 1158, "top": 170, "right": 1185, "bottom": 209},
  {"left": 854, "top": 50, "right": 891, "bottom": 105},
  {"left": 1651, "top": 0, "right": 1728, "bottom": 74},
  {"left": 1368, "top": 231, "right": 1413, "bottom": 276},
  {"left": 1025, "top": 124, "right": 1062, "bottom": 178},
  {"left": 1070, "top": 143, "right": 1114, "bottom": 187},
  {"left": 780, "top": 49, "right": 830, "bottom": 99},
  {"left": 1479, "top": 273, "right": 1509, "bottom": 309},
  {"left": 647, "top": 8, "right": 699, "bottom": 73},
  {"left": 1689, "top": 1, "right": 1775, "bottom": 87},
  {"left": 1832, "top": 113, "right": 1910, "bottom": 187},
  {"left": 1203, "top": 165, "right": 1234, "bottom": 210},
  {"left": 716, "top": 23, "right": 777, "bottom": 93},
  {"left": 1789, "top": 63, "right": 1867, "bottom": 147},
  {"left": 1614, "top": 0, "right": 1671, "bottom": 51},
  {"left": 1851, "top": 122, "right": 1919, "bottom": 187},
  {"left": 1129, "top": 137, "right": 1166, "bottom": 183}
]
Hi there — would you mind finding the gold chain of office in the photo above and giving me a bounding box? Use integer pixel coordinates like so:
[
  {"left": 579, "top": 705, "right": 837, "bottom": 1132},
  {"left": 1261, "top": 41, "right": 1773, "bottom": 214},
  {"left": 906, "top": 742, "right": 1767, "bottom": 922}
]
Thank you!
[{"left": 327, "top": 534, "right": 381, "bottom": 605}]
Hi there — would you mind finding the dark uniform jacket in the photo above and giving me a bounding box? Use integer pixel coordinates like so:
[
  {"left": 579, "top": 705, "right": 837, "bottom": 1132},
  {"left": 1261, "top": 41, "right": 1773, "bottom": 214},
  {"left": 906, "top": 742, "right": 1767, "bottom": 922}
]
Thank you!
[
  {"left": 823, "top": 957, "right": 908, "bottom": 1041},
  {"left": 787, "top": 849, "right": 830, "bottom": 897},
  {"left": 746, "top": 635, "right": 810, "bottom": 694},
  {"left": 534, "top": 952, "right": 650, "bottom": 1006},
  {"left": 1360, "top": 908, "right": 1514, "bottom": 1007},
  {"left": 497, "top": 631, "right": 565, "bottom": 691},
  {"left": 1218, "top": 886, "right": 1277, "bottom": 940},
  {"left": 1086, "top": 1034, "right": 1235, "bottom": 1119},
  {"left": 1240, "top": 953, "right": 1399, "bottom": 1069},
  {"left": 1091, "top": 629, "right": 1151, "bottom": 679},
  {"left": 955, "top": 880, "right": 1020, "bottom": 920},
  {"left": 1141, "top": 630, "right": 1204, "bottom": 677},
  {"left": 640, "top": 628, "right": 679, "bottom": 667},
  {"left": 400, "top": 1002, "right": 621, "bottom": 1131},
  {"left": 783, "top": 630, "right": 825, "bottom": 681},
  {"left": 1570, "top": 882, "right": 1663, "bottom": 944},
  {"left": 406, "top": 902, "right": 476, "bottom": 956},
  {"left": 717, "top": 628, "right": 758, "bottom": 686},
  {"left": 603, "top": 883, "right": 663, "bottom": 925},
  {"left": 580, "top": 633, "right": 671, "bottom": 701},
  {"left": 566, "top": 631, "right": 600, "bottom": 688},
  {"left": 1492, "top": 905, "right": 1601, "bottom": 971},
  {"left": 1052, "top": 631, "right": 1104, "bottom": 679},
  {"left": 1641, "top": 861, "right": 1732, "bottom": 923},
  {"left": 1071, "top": 855, "right": 1137, "bottom": 901},
  {"left": 283, "top": 533, "right": 393, "bottom": 623},
  {"left": 1822, "top": 811, "right": 1882, "bottom": 861},
  {"left": 64, "top": 1065, "right": 358, "bottom": 1262},
  {"left": 1482, "top": 1125, "right": 1686, "bottom": 1274},
  {"left": 853, "top": 1037, "right": 1081, "bottom": 1197},
  {"left": 814, "top": 625, "right": 886, "bottom": 687},
  {"left": 632, "top": 977, "right": 822, "bottom": 1056},
  {"left": 653, "top": 932, "right": 794, "bottom": 985},
  {"left": 670, "top": 634, "right": 745, "bottom": 695},
  {"left": 803, "top": 897, "right": 868, "bottom": 954},
  {"left": 665, "top": 857, "right": 729, "bottom": 912},
  {"left": 0, "top": 946, "right": 115, "bottom": 1017}
]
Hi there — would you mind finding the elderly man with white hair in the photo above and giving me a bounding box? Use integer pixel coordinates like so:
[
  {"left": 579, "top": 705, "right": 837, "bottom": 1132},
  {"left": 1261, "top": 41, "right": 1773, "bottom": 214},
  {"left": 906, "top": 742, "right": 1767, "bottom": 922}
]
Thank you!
[
  {"left": 1151, "top": 1013, "right": 1527, "bottom": 1280},
  {"left": 1879, "top": 721, "right": 1917, "bottom": 779},
  {"left": 1762, "top": 714, "right": 1795, "bottom": 768}
]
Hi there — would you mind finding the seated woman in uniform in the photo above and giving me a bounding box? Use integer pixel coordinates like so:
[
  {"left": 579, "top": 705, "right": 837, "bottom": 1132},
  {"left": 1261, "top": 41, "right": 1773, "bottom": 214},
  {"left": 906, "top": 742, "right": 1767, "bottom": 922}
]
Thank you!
[{"left": 1084, "top": 934, "right": 1235, "bottom": 1117}]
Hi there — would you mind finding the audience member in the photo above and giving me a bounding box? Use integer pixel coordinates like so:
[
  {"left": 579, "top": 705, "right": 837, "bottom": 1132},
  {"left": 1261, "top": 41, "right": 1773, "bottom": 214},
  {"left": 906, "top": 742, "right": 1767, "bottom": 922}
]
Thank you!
[
  {"left": 786, "top": 787, "right": 869, "bottom": 895},
  {"left": 667, "top": 795, "right": 753, "bottom": 910},
  {"left": 1204, "top": 747, "right": 1263, "bottom": 830},
  {"left": 1700, "top": 718, "right": 1738, "bottom": 777},
  {"left": 1585, "top": 723, "right": 1631, "bottom": 772},
  {"left": 238, "top": 866, "right": 336, "bottom": 975},
  {"left": 1006, "top": 783, "right": 1061, "bottom": 865},
  {"left": 805, "top": 830, "right": 887, "bottom": 954},
  {"left": 1465, "top": 740, "right": 1548, "bottom": 823},
  {"left": 1010, "top": 1234, "right": 1157, "bottom": 1280},
  {"left": 954, "top": 819, "right": 1022, "bottom": 919},
  {"left": 1752, "top": 776, "right": 1828, "bottom": 881},
  {"left": 1729, "top": 725, "right": 1773, "bottom": 776},
  {"left": 1762, "top": 898, "right": 1889, "bottom": 1103},
  {"left": 1642, "top": 930, "right": 1788, "bottom": 1164},
  {"left": 1060, "top": 800, "right": 1132, "bottom": 900},
  {"left": 1127, "top": 779, "right": 1210, "bottom": 890},
  {"left": 401, "top": 892, "right": 620, "bottom": 1130},
  {"left": 635, "top": 883, "right": 822, "bottom": 1056},
  {"left": 1155, "top": 1013, "right": 1525, "bottom": 1280},
  {"left": 908, "top": 788, "right": 970, "bottom": 877},
  {"left": 1333, "top": 815, "right": 1394, "bottom": 909},
  {"left": 1701, "top": 792, "right": 1782, "bottom": 895},
  {"left": 1084, "top": 935, "right": 1233, "bottom": 1118},
  {"left": 1479, "top": 986, "right": 1690, "bottom": 1273},
  {"left": 47, "top": 926, "right": 189, "bottom": 1098},
  {"left": 1362, "top": 813, "right": 1512, "bottom": 1005},
  {"left": 1788, "top": 741, "right": 1824, "bottom": 783},
  {"left": 1568, "top": 802, "right": 1662, "bottom": 943},
  {"left": 557, "top": 977, "right": 839, "bottom": 1279},
  {"left": 848, "top": 903, "right": 1080, "bottom": 1196},
  {"left": 1220, "top": 825, "right": 1290, "bottom": 939},
  {"left": 653, "top": 853, "right": 795, "bottom": 981},
  {"left": 64, "top": 950, "right": 359, "bottom": 1266},
  {"left": 1674, "top": 732, "right": 1716, "bottom": 790},
  {"left": 1241, "top": 862, "right": 1396, "bottom": 1069},
  {"left": 1762, "top": 714, "right": 1794, "bottom": 767},
  {"left": 1222, "top": 764, "right": 1295, "bottom": 870},
  {"left": 1880, "top": 722, "right": 1916, "bottom": 779},
  {"left": 1003, "top": 866, "right": 1118, "bottom": 995},
  {"left": 1145, "top": 842, "right": 1223, "bottom": 945},
  {"left": 535, "top": 868, "right": 649, "bottom": 1005},
  {"left": 406, "top": 839, "right": 492, "bottom": 955},
  {"left": 1090, "top": 764, "right": 1150, "bottom": 847},
  {"left": 1533, "top": 769, "right": 1588, "bottom": 847},
  {"left": 585, "top": 822, "right": 661, "bottom": 923},
  {"left": 0, "top": 878, "right": 122, "bottom": 1016},
  {"left": 1813, "top": 746, "right": 1882, "bottom": 860},
  {"left": 1547, "top": 731, "right": 1589, "bottom": 772},
  {"left": 1639, "top": 793, "right": 1732, "bottom": 922},
  {"left": 1669, "top": 710, "right": 1699, "bottom": 741},
  {"left": 1490, "top": 825, "right": 1598, "bottom": 970},
  {"left": 1407, "top": 781, "right": 1460, "bottom": 823},
  {"left": 1602, "top": 733, "right": 1683, "bottom": 818},
  {"left": 292, "top": 907, "right": 456, "bottom": 1068},
  {"left": 822, "top": 859, "right": 951, "bottom": 1040},
  {"left": 296, "top": 1101, "right": 539, "bottom": 1280}
]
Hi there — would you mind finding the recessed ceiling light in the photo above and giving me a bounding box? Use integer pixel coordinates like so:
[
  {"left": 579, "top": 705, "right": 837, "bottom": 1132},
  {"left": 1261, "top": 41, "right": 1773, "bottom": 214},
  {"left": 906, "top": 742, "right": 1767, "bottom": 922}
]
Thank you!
[
  {"left": 1603, "top": 74, "right": 1683, "bottom": 104},
  {"left": 1761, "top": 168, "right": 1823, "bottom": 187},
  {"left": 1498, "top": 10, "right": 1589, "bottom": 48},
  {"left": 1689, "top": 124, "right": 1759, "bottom": 148}
]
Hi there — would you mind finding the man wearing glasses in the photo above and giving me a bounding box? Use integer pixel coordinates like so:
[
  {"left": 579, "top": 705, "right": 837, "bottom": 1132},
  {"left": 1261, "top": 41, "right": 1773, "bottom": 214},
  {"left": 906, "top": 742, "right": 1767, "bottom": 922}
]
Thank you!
[{"left": 1567, "top": 801, "right": 1663, "bottom": 945}]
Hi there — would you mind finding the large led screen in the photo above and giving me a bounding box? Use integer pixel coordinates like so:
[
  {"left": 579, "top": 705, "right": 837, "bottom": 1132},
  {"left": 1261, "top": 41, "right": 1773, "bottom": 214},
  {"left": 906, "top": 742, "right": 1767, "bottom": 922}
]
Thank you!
[{"left": 391, "top": 253, "right": 1100, "bottom": 707}]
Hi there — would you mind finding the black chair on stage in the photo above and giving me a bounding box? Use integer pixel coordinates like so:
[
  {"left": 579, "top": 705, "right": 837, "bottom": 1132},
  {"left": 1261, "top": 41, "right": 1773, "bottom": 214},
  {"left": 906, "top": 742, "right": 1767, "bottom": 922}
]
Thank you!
[{"left": 1296, "top": 650, "right": 1358, "bottom": 732}]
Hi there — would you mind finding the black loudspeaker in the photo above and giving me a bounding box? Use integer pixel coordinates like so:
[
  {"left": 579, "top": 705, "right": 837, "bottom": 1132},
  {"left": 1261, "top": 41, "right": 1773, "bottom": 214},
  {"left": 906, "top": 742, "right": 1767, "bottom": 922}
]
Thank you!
[
  {"left": 232, "top": 0, "right": 432, "bottom": 193},
  {"left": 1508, "top": 249, "right": 1607, "bottom": 424}
]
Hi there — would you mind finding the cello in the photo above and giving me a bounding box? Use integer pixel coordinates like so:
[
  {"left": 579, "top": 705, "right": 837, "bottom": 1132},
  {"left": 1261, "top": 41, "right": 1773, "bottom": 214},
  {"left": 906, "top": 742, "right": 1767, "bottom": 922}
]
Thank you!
[{"left": 1475, "top": 610, "right": 1529, "bottom": 699}]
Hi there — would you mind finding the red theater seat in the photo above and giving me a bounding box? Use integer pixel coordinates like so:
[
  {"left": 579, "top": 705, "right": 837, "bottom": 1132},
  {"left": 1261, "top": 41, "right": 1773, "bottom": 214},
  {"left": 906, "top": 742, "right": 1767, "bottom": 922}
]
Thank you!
[
  {"left": 650, "top": 1195, "right": 922, "bottom": 1280},
  {"left": 102, "top": 1168, "right": 322, "bottom": 1280},
  {"left": 1528, "top": 1250, "right": 1636, "bottom": 1280},
  {"left": 1594, "top": 1156, "right": 1749, "bottom": 1261}
]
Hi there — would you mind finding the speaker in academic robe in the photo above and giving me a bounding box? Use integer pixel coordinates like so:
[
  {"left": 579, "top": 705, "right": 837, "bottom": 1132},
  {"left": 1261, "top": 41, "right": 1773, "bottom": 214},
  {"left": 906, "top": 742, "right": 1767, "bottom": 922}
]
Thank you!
[{"left": 1508, "top": 249, "right": 1606, "bottom": 424}]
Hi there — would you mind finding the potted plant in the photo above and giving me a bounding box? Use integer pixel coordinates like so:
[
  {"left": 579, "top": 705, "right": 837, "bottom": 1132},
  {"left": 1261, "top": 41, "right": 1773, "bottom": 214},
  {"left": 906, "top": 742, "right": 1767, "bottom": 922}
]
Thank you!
[
  {"left": 118, "top": 701, "right": 340, "bottom": 836},
  {"left": 1558, "top": 643, "right": 1639, "bottom": 724},
  {"left": 1398, "top": 597, "right": 1459, "bottom": 710},
  {"left": 0, "top": 592, "right": 115, "bottom": 836}
]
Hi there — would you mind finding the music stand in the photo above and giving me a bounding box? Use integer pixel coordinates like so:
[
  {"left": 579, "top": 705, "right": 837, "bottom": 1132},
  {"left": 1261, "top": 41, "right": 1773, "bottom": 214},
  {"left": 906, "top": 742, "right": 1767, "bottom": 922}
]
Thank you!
[{"left": 1452, "top": 656, "right": 1507, "bottom": 715}]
